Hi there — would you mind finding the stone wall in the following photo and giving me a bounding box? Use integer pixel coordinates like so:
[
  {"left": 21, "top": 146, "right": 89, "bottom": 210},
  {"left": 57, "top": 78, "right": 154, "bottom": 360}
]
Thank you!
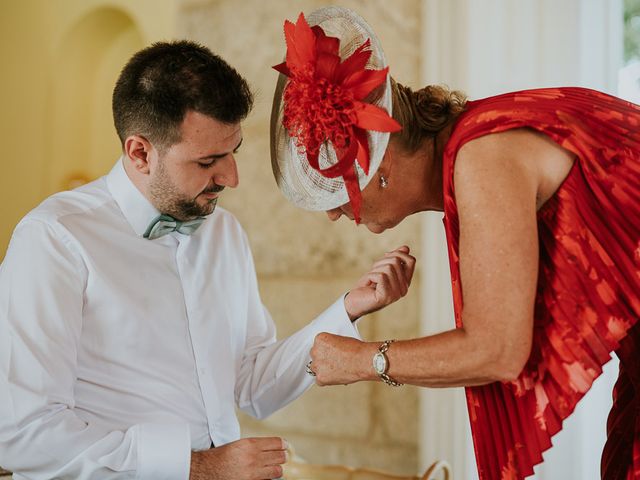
[{"left": 178, "top": 0, "right": 423, "bottom": 474}]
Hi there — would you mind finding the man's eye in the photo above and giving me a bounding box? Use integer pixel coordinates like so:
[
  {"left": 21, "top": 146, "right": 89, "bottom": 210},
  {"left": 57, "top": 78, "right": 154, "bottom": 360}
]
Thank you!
[{"left": 198, "top": 161, "right": 216, "bottom": 169}]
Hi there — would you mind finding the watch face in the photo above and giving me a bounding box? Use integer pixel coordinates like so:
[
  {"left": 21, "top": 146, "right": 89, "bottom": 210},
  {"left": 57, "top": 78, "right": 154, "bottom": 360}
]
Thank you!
[{"left": 373, "top": 352, "right": 387, "bottom": 374}]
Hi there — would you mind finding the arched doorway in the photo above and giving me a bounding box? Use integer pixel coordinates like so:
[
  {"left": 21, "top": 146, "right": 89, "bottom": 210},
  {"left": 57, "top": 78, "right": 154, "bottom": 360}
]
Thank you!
[{"left": 47, "top": 6, "right": 144, "bottom": 194}]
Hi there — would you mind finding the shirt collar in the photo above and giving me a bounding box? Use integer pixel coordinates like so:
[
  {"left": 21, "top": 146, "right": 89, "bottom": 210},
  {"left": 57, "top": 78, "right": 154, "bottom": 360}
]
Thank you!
[{"left": 107, "top": 157, "right": 161, "bottom": 237}]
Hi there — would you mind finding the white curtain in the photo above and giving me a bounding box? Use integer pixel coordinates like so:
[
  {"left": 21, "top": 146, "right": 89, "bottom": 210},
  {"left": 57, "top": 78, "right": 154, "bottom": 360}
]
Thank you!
[{"left": 418, "top": 1, "right": 623, "bottom": 478}]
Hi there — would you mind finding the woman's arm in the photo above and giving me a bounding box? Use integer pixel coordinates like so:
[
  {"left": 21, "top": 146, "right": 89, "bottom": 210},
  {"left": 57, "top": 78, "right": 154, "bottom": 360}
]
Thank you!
[{"left": 311, "top": 130, "right": 544, "bottom": 387}]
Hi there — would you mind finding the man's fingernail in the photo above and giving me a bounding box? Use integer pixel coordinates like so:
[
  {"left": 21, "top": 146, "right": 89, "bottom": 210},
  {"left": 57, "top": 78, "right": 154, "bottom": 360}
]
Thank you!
[{"left": 283, "top": 439, "right": 290, "bottom": 450}]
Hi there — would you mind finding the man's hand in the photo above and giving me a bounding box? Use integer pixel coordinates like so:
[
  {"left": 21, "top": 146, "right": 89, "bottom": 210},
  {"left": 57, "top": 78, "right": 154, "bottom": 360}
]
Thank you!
[
  {"left": 190, "top": 437, "right": 287, "bottom": 480},
  {"left": 344, "top": 245, "right": 416, "bottom": 320}
]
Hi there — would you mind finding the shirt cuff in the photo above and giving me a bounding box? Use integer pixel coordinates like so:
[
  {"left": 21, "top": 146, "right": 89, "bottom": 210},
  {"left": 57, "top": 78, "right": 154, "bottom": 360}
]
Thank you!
[
  {"left": 312, "top": 295, "right": 362, "bottom": 340},
  {"left": 137, "top": 423, "right": 191, "bottom": 480}
]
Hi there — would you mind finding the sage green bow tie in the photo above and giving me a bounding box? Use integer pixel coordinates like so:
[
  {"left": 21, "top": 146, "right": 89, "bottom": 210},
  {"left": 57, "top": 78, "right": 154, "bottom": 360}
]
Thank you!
[{"left": 143, "top": 214, "right": 205, "bottom": 240}]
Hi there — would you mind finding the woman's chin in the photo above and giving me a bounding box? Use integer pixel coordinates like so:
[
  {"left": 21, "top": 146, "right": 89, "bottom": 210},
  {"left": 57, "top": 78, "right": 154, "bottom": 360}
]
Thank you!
[{"left": 365, "top": 223, "right": 387, "bottom": 234}]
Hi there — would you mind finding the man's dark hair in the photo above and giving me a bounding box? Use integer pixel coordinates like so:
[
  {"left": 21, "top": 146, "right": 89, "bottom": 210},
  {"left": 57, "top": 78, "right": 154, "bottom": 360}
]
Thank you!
[{"left": 112, "top": 40, "right": 254, "bottom": 150}]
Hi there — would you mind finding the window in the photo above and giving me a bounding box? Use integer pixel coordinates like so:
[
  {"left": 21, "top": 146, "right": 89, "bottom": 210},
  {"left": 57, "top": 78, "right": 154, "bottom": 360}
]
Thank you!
[{"left": 619, "top": 0, "right": 640, "bottom": 101}]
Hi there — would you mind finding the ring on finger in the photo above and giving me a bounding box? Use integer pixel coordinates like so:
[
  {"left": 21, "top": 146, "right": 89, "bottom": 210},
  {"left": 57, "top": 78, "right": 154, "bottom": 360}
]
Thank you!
[{"left": 306, "top": 360, "right": 316, "bottom": 376}]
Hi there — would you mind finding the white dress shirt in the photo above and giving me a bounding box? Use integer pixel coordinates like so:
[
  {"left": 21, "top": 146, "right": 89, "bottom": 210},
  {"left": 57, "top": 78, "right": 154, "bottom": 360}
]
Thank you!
[{"left": 0, "top": 159, "right": 359, "bottom": 479}]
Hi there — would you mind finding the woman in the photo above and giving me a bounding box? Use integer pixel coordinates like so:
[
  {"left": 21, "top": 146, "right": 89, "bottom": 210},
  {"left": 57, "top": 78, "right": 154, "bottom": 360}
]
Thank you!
[{"left": 270, "top": 6, "right": 640, "bottom": 480}]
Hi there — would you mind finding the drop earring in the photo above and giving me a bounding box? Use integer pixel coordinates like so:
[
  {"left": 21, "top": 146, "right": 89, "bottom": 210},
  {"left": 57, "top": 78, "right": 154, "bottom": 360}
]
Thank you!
[{"left": 379, "top": 174, "right": 388, "bottom": 188}]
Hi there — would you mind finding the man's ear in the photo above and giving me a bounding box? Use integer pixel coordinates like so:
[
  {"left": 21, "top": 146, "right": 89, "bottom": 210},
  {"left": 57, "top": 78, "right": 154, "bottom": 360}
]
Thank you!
[{"left": 124, "top": 135, "right": 153, "bottom": 174}]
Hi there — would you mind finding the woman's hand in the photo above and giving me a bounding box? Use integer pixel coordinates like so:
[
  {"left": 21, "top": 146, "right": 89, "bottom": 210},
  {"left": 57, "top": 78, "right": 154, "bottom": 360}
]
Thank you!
[
  {"left": 344, "top": 245, "right": 416, "bottom": 321},
  {"left": 308, "top": 246, "right": 415, "bottom": 386},
  {"left": 309, "top": 333, "right": 376, "bottom": 386}
]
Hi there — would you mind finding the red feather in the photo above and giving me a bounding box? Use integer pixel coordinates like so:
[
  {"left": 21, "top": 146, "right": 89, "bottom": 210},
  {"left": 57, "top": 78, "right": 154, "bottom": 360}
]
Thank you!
[
  {"left": 284, "top": 14, "right": 316, "bottom": 70},
  {"left": 343, "top": 67, "right": 389, "bottom": 100},
  {"left": 283, "top": 20, "right": 300, "bottom": 67},
  {"left": 354, "top": 102, "right": 402, "bottom": 132},
  {"left": 272, "top": 62, "right": 291, "bottom": 77},
  {"left": 312, "top": 25, "right": 340, "bottom": 57},
  {"left": 316, "top": 52, "right": 340, "bottom": 82},
  {"left": 335, "top": 40, "right": 372, "bottom": 83},
  {"left": 293, "top": 13, "right": 316, "bottom": 67}
]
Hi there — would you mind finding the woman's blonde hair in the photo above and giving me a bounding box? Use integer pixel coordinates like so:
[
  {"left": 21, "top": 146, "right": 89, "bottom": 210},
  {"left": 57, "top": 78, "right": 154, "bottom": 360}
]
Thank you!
[{"left": 390, "top": 79, "right": 467, "bottom": 153}]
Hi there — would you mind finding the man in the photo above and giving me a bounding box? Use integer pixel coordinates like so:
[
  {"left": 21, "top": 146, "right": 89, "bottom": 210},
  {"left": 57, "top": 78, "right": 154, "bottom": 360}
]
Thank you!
[{"left": 0, "top": 41, "right": 414, "bottom": 479}]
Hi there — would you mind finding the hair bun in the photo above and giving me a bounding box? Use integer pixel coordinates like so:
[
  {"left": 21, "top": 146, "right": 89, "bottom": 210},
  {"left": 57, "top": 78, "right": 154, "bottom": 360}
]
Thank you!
[
  {"left": 390, "top": 79, "right": 467, "bottom": 152},
  {"left": 413, "top": 85, "right": 466, "bottom": 133}
]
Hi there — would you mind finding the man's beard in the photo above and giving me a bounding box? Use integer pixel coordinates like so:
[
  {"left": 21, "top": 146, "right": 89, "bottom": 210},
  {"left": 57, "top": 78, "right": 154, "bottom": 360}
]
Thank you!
[{"left": 149, "top": 161, "right": 224, "bottom": 220}]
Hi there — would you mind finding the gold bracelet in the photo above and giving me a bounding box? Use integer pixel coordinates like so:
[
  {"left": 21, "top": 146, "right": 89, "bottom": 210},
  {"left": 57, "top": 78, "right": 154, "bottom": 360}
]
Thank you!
[{"left": 372, "top": 340, "right": 403, "bottom": 387}]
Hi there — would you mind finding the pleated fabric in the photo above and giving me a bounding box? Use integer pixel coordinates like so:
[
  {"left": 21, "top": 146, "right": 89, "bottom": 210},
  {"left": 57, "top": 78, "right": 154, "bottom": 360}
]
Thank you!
[{"left": 441, "top": 87, "right": 640, "bottom": 479}]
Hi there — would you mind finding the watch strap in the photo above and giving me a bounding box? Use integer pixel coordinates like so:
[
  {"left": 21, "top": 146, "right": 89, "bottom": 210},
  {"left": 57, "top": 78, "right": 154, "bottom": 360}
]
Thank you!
[{"left": 376, "top": 340, "right": 403, "bottom": 387}]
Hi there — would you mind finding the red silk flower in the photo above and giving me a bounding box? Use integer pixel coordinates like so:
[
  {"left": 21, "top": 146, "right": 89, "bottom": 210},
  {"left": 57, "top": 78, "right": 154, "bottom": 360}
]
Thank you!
[{"left": 273, "top": 12, "right": 401, "bottom": 223}]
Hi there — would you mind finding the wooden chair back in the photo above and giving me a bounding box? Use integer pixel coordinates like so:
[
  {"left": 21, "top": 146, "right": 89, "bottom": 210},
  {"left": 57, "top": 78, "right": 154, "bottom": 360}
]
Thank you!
[{"left": 282, "top": 454, "right": 450, "bottom": 480}]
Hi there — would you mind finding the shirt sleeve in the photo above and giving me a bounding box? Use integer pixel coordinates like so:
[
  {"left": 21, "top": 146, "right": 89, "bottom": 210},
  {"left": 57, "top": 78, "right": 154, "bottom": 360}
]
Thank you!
[
  {"left": 234, "top": 234, "right": 361, "bottom": 419},
  {"left": 0, "top": 219, "right": 191, "bottom": 479}
]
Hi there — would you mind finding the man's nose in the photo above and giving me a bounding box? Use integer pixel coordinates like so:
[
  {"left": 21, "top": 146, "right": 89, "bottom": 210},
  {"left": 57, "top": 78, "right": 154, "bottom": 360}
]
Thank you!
[
  {"left": 326, "top": 208, "right": 342, "bottom": 221},
  {"left": 214, "top": 155, "right": 239, "bottom": 188}
]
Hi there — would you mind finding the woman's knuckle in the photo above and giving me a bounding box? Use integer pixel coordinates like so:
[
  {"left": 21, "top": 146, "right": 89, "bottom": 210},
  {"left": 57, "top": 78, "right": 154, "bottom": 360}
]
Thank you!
[
  {"left": 269, "top": 465, "right": 284, "bottom": 478},
  {"left": 316, "top": 332, "right": 329, "bottom": 342}
]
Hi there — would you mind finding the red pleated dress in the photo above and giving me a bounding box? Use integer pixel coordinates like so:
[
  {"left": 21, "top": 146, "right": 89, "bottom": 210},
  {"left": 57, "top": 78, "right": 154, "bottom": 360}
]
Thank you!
[{"left": 441, "top": 87, "right": 640, "bottom": 479}]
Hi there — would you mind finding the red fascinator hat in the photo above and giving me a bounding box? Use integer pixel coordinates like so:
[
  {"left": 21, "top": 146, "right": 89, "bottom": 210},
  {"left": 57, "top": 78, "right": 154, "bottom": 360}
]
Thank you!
[{"left": 270, "top": 6, "right": 401, "bottom": 223}]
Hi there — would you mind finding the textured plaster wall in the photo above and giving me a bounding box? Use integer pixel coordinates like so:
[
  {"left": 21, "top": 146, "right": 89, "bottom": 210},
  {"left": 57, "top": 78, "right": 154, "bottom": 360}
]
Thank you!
[
  {"left": 178, "top": 0, "right": 423, "bottom": 474},
  {"left": 0, "top": 0, "right": 176, "bottom": 260}
]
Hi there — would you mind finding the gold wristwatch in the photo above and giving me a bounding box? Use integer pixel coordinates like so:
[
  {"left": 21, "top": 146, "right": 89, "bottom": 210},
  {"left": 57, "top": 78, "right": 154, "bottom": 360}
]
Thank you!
[{"left": 372, "top": 340, "right": 403, "bottom": 387}]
